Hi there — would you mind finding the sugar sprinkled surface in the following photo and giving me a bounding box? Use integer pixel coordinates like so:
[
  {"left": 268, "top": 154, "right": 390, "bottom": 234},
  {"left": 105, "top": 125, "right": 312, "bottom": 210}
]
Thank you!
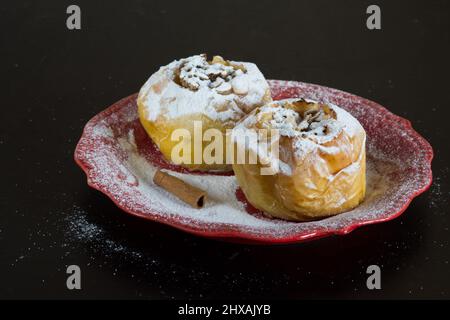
[
  {"left": 234, "top": 97, "right": 366, "bottom": 175},
  {"left": 138, "top": 54, "right": 271, "bottom": 124},
  {"left": 113, "top": 129, "right": 273, "bottom": 229}
]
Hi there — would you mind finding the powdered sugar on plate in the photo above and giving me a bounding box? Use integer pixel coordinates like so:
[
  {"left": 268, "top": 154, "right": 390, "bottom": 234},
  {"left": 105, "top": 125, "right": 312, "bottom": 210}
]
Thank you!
[
  {"left": 117, "top": 131, "right": 269, "bottom": 227},
  {"left": 74, "top": 80, "right": 433, "bottom": 243}
]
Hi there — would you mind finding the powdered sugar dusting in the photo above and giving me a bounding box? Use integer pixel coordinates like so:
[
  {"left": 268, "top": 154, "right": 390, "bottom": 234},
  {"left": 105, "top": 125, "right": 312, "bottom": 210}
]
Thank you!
[
  {"left": 234, "top": 97, "right": 365, "bottom": 176},
  {"left": 178, "top": 54, "right": 239, "bottom": 92},
  {"left": 138, "top": 55, "right": 271, "bottom": 125},
  {"left": 75, "top": 80, "right": 433, "bottom": 242}
]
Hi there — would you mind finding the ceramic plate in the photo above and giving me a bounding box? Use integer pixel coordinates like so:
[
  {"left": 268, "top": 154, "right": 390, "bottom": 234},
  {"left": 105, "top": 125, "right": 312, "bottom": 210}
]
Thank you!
[{"left": 74, "top": 80, "right": 433, "bottom": 244}]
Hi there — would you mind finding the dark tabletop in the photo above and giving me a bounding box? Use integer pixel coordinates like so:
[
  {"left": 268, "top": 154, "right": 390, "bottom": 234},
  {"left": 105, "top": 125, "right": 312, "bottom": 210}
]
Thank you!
[{"left": 1, "top": 0, "right": 449, "bottom": 299}]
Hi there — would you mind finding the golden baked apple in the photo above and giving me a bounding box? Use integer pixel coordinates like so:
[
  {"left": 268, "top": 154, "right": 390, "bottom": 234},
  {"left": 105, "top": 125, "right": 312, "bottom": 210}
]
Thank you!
[
  {"left": 137, "top": 54, "right": 272, "bottom": 171},
  {"left": 232, "top": 98, "right": 366, "bottom": 221}
]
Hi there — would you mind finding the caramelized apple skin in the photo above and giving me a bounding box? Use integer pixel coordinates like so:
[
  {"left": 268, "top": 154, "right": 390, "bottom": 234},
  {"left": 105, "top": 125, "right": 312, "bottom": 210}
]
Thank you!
[
  {"left": 232, "top": 99, "right": 366, "bottom": 221},
  {"left": 233, "top": 150, "right": 365, "bottom": 221}
]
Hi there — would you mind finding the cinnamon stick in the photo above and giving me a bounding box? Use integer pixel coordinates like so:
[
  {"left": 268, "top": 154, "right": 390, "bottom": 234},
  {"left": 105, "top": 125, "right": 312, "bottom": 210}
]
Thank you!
[{"left": 153, "top": 170, "right": 207, "bottom": 209}]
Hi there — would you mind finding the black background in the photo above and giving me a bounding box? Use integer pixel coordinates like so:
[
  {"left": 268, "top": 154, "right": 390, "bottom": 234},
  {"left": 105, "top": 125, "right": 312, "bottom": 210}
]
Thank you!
[{"left": 1, "top": 0, "right": 449, "bottom": 299}]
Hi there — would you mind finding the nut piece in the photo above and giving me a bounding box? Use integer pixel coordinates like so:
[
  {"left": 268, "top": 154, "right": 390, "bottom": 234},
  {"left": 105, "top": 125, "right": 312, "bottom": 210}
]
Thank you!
[
  {"left": 215, "top": 82, "right": 232, "bottom": 95},
  {"left": 209, "top": 77, "right": 224, "bottom": 88},
  {"left": 210, "top": 55, "right": 228, "bottom": 65},
  {"left": 232, "top": 76, "right": 249, "bottom": 95}
]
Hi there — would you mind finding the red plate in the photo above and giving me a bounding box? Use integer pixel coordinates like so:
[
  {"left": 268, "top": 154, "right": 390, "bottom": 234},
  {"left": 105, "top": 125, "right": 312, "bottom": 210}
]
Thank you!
[{"left": 74, "top": 80, "right": 433, "bottom": 244}]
